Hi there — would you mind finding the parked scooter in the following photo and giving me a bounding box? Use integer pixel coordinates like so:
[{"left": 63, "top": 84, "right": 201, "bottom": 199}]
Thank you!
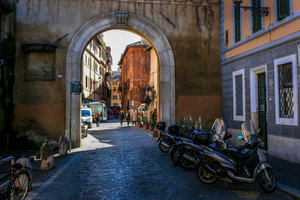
[
  {"left": 81, "top": 120, "right": 88, "bottom": 138},
  {"left": 156, "top": 122, "right": 194, "bottom": 153},
  {"left": 170, "top": 118, "right": 232, "bottom": 170},
  {"left": 196, "top": 121, "right": 276, "bottom": 193}
]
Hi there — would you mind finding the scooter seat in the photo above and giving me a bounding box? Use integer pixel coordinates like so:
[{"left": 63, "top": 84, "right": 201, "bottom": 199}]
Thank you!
[{"left": 225, "top": 148, "right": 252, "bottom": 160}]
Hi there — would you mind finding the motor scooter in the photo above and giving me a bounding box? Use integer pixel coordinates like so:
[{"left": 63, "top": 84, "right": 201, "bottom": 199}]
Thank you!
[{"left": 196, "top": 121, "right": 276, "bottom": 193}]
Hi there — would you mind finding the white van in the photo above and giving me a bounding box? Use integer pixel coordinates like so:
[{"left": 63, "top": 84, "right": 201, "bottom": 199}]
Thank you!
[{"left": 81, "top": 108, "right": 92, "bottom": 128}]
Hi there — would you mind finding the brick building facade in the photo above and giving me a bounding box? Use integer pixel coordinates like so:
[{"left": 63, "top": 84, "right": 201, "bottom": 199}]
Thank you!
[{"left": 119, "top": 41, "right": 150, "bottom": 110}]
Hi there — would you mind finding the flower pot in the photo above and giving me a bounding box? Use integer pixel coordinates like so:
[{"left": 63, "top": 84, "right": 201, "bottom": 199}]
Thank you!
[
  {"left": 149, "top": 126, "right": 154, "bottom": 131},
  {"left": 137, "top": 123, "right": 142, "bottom": 128},
  {"left": 144, "top": 125, "right": 149, "bottom": 130}
]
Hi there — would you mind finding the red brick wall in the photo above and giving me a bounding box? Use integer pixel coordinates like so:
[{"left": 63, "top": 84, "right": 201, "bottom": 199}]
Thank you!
[{"left": 121, "top": 46, "right": 150, "bottom": 110}]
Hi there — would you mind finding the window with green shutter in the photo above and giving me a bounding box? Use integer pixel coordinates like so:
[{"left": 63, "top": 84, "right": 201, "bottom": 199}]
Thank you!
[
  {"left": 234, "top": 6, "right": 241, "bottom": 42},
  {"left": 277, "top": 0, "right": 290, "bottom": 20},
  {"left": 252, "top": 0, "right": 262, "bottom": 33}
]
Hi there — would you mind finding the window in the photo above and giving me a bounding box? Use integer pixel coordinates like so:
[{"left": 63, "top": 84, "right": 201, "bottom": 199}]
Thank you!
[
  {"left": 113, "top": 95, "right": 117, "bottom": 100},
  {"left": 274, "top": 54, "right": 298, "bottom": 125},
  {"left": 234, "top": 5, "right": 241, "bottom": 42},
  {"left": 277, "top": 0, "right": 290, "bottom": 20},
  {"left": 252, "top": 0, "right": 262, "bottom": 33},
  {"left": 232, "top": 69, "right": 245, "bottom": 121},
  {"left": 85, "top": 76, "right": 88, "bottom": 88},
  {"left": 113, "top": 87, "right": 116, "bottom": 92}
]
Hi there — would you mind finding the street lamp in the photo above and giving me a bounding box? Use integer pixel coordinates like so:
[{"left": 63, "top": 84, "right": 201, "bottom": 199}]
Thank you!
[{"left": 233, "top": 0, "right": 269, "bottom": 17}]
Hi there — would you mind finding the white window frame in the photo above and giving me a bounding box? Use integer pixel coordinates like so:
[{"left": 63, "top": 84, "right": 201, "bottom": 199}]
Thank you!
[
  {"left": 250, "top": 65, "right": 267, "bottom": 114},
  {"left": 233, "top": 69, "right": 246, "bottom": 121},
  {"left": 274, "top": 54, "right": 298, "bottom": 126}
]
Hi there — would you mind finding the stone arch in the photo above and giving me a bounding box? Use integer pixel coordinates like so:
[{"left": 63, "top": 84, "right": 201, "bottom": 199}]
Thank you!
[{"left": 66, "top": 12, "right": 175, "bottom": 146}]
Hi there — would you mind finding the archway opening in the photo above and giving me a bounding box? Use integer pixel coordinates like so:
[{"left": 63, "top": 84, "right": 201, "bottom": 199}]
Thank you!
[
  {"left": 80, "top": 29, "right": 159, "bottom": 132},
  {"left": 66, "top": 12, "right": 175, "bottom": 147}
]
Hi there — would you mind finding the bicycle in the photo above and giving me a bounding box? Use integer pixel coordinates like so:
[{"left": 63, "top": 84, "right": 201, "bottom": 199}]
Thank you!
[{"left": 0, "top": 156, "right": 31, "bottom": 200}]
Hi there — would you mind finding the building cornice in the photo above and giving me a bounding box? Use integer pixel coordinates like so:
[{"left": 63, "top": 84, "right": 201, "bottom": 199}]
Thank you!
[
  {"left": 221, "top": 31, "right": 300, "bottom": 65},
  {"left": 92, "top": 0, "right": 220, "bottom": 6},
  {"left": 222, "top": 11, "right": 300, "bottom": 54}
]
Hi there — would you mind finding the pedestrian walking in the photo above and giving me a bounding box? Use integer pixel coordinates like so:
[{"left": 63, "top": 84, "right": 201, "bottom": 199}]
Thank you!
[
  {"left": 125, "top": 110, "right": 131, "bottom": 126},
  {"left": 110, "top": 108, "right": 114, "bottom": 119},
  {"left": 94, "top": 111, "right": 100, "bottom": 127},
  {"left": 130, "top": 109, "right": 134, "bottom": 125},
  {"left": 132, "top": 109, "right": 138, "bottom": 126},
  {"left": 107, "top": 109, "right": 110, "bottom": 120},
  {"left": 115, "top": 109, "right": 119, "bottom": 119},
  {"left": 119, "top": 110, "right": 125, "bottom": 126}
]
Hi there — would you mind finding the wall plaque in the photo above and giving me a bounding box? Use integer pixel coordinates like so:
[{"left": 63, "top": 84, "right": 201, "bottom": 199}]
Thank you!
[{"left": 22, "top": 44, "right": 56, "bottom": 81}]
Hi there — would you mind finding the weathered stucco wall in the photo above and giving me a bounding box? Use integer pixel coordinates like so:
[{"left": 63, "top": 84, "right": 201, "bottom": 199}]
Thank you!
[{"left": 14, "top": 0, "right": 221, "bottom": 144}]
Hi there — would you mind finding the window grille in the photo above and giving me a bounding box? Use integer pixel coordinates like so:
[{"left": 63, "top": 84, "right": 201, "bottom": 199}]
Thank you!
[
  {"left": 278, "top": 62, "right": 294, "bottom": 118},
  {"left": 235, "top": 75, "right": 243, "bottom": 116}
]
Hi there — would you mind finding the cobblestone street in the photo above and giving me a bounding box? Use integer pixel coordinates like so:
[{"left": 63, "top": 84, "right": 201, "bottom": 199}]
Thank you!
[{"left": 27, "top": 121, "right": 292, "bottom": 200}]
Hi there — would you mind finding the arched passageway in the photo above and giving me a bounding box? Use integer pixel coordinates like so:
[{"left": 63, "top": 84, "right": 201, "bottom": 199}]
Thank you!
[{"left": 66, "top": 12, "right": 175, "bottom": 146}]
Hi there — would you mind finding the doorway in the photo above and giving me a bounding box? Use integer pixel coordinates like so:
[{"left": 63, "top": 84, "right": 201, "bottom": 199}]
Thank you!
[{"left": 250, "top": 66, "right": 267, "bottom": 149}]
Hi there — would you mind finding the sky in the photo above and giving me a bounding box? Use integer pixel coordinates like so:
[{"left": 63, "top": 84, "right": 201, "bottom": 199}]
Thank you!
[{"left": 102, "top": 30, "right": 141, "bottom": 71}]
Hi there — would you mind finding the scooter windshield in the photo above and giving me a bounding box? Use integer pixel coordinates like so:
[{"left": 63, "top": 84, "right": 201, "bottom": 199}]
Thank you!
[
  {"left": 211, "top": 118, "right": 226, "bottom": 139},
  {"left": 241, "top": 120, "right": 258, "bottom": 142}
]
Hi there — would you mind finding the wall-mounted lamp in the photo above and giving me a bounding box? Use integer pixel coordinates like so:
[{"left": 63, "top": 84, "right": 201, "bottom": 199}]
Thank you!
[{"left": 233, "top": 0, "right": 269, "bottom": 17}]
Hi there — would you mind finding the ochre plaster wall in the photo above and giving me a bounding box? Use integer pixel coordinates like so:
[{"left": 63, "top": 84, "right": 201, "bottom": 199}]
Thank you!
[
  {"left": 226, "top": 18, "right": 300, "bottom": 58},
  {"left": 224, "top": 0, "right": 300, "bottom": 59},
  {"left": 14, "top": 0, "right": 221, "bottom": 142}
]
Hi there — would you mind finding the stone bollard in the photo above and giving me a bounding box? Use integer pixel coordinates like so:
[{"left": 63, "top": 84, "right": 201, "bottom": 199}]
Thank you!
[
  {"left": 40, "top": 141, "right": 55, "bottom": 171},
  {"left": 58, "top": 136, "right": 68, "bottom": 157},
  {"left": 15, "top": 157, "right": 33, "bottom": 189}
]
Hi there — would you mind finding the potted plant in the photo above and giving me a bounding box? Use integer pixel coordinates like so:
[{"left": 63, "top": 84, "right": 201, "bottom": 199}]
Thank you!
[
  {"left": 137, "top": 117, "right": 142, "bottom": 128},
  {"left": 144, "top": 117, "right": 149, "bottom": 130},
  {"left": 149, "top": 119, "right": 155, "bottom": 131}
]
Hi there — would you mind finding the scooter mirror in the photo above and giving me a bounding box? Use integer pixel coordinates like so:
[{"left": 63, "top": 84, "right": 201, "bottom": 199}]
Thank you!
[{"left": 237, "top": 135, "right": 243, "bottom": 140}]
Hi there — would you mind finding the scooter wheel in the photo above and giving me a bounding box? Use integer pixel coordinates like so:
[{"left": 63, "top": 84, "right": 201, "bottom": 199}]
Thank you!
[
  {"left": 259, "top": 169, "right": 276, "bottom": 193},
  {"left": 158, "top": 140, "right": 170, "bottom": 153},
  {"left": 197, "top": 164, "right": 217, "bottom": 184}
]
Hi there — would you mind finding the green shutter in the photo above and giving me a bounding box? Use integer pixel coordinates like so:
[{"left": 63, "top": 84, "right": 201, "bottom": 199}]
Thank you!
[
  {"left": 277, "top": 0, "right": 290, "bottom": 20},
  {"left": 234, "top": 6, "right": 241, "bottom": 42},
  {"left": 252, "top": 0, "right": 262, "bottom": 33}
]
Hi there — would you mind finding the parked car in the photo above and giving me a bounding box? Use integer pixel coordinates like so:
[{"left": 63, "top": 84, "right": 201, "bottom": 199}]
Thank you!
[{"left": 81, "top": 108, "right": 92, "bottom": 128}]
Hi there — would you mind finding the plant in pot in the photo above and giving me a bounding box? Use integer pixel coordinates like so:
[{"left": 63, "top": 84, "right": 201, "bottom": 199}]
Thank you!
[
  {"left": 137, "top": 117, "right": 142, "bottom": 128},
  {"left": 149, "top": 119, "right": 155, "bottom": 131},
  {"left": 144, "top": 117, "right": 149, "bottom": 130}
]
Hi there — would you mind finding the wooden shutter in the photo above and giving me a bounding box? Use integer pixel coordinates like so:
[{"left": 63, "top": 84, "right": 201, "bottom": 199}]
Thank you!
[
  {"left": 252, "top": 0, "right": 262, "bottom": 33},
  {"left": 234, "top": 6, "right": 241, "bottom": 42},
  {"left": 277, "top": 0, "right": 290, "bottom": 20}
]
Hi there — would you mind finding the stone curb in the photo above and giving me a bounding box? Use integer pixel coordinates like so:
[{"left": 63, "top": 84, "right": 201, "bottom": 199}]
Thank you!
[{"left": 277, "top": 182, "right": 300, "bottom": 199}]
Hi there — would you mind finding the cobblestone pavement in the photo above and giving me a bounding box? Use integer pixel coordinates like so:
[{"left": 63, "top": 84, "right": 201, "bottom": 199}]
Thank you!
[{"left": 27, "top": 121, "right": 293, "bottom": 200}]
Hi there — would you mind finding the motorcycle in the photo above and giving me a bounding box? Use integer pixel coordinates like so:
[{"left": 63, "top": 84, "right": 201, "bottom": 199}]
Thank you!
[
  {"left": 196, "top": 120, "right": 276, "bottom": 193},
  {"left": 81, "top": 121, "right": 88, "bottom": 138},
  {"left": 156, "top": 122, "right": 194, "bottom": 153},
  {"left": 170, "top": 118, "right": 232, "bottom": 170}
]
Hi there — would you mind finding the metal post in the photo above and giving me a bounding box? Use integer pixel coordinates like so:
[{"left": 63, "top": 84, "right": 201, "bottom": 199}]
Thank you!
[{"left": 69, "top": 83, "right": 72, "bottom": 152}]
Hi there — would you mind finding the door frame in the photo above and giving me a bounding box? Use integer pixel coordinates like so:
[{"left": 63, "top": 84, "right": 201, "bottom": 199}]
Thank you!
[{"left": 250, "top": 65, "right": 267, "bottom": 131}]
